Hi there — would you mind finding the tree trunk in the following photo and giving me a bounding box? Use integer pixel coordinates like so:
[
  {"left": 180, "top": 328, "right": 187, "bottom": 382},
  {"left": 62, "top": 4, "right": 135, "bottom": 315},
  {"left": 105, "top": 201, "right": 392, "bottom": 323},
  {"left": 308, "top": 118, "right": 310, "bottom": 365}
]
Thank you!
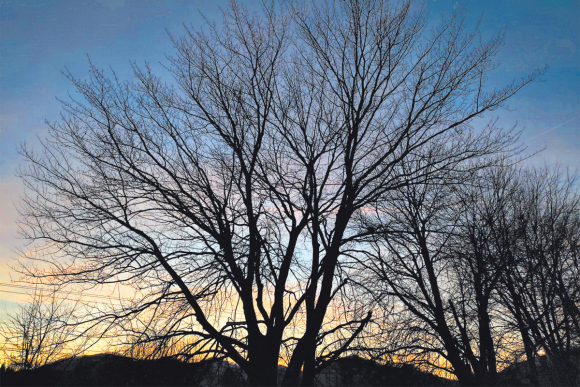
[
  {"left": 281, "top": 326, "right": 318, "bottom": 386},
  {"left": 300, "top": 341, "right": 318, "bottom": 386},
  {"left": 505, "top": 277, "right": 539, "bottom": 386},
  {"left": 478, "top": 300, "right": 497, "bottom": 384},
  {"left": 245, "top": 336, "right": 281, "bottom": 386}
]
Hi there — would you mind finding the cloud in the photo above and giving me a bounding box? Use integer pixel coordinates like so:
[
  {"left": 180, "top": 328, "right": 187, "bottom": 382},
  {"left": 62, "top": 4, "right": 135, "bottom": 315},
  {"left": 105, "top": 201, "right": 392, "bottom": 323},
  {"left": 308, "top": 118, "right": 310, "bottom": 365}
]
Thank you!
[
  {"left": 526, "top": 115, "right": 580, "bottom": 141},
  {"left": 525, "top": 131, "right": 580, "bottom": 170}
]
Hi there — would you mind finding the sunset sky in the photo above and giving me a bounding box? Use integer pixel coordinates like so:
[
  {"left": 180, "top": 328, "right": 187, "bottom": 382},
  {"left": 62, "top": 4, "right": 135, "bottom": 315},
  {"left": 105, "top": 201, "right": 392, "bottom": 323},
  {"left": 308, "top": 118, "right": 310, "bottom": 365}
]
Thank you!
[{"left": 1, "top": 0, "right": 579, "bottom": 309}]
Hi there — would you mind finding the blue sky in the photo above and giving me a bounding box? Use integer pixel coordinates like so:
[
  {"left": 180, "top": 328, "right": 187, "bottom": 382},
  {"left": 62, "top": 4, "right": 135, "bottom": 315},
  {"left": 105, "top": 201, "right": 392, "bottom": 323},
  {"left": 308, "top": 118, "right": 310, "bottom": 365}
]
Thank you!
[{"left": 0, "top": 0, "right": 579, "bottom": 304}]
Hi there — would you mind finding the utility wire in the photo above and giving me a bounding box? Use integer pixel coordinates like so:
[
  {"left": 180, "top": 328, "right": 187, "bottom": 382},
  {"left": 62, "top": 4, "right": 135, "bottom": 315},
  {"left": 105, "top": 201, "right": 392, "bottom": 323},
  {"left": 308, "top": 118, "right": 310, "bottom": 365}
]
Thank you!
[{"left": 0, "top": 284, "right": 245, "bottom": 314}]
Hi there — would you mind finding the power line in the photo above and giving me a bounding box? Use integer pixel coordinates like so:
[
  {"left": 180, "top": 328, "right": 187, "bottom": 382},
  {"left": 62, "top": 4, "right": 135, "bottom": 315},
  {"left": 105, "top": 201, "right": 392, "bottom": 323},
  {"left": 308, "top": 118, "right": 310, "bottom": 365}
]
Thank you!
[
  {"left": 0, "top": 290, "right": 126, "bottom": 306},
  {"left": 0, "top": 284, "right": 246, "bottom": 315},
  {"left": 0, "top": 283, "right": 125, "bottom": 300},
  {"left": 0, "top": 284, "right": 130, "bottom": 302}
]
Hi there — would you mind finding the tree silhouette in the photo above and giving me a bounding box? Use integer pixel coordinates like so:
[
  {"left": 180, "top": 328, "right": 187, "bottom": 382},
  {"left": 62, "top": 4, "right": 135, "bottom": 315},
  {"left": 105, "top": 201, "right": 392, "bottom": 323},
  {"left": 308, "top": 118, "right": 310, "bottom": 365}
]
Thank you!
[
  {"left": 495, "top": 166, "right": 580, "bottom": 385},
  {"left": 17, "top": 1, "right": 541, "bottom": 385},
  {"left": 358, "top": 163, "right": 579, "bottom": 385},
  {"left": 0, "top": 287, "right": 82, "bottom": 370}
]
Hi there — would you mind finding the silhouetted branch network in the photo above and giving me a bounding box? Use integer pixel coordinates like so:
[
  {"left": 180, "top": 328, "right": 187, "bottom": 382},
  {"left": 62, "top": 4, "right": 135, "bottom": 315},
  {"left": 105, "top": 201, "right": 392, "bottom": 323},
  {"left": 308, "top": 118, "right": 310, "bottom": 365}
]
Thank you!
[{"left": 14, "top": 1, "right": 550, "bottom": 385}]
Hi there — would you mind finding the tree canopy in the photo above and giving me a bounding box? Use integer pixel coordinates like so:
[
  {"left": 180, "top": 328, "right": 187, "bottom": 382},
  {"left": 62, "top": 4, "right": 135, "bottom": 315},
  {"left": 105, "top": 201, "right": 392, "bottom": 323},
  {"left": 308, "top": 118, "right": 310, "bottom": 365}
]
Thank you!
[{"left": 14, "top": 1, "right": 551, "bottom": 386}]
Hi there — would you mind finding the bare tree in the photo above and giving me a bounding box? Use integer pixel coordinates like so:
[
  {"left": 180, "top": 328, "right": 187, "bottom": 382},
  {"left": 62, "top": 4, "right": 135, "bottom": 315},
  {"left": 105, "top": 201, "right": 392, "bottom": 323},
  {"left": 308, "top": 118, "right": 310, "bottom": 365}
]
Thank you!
[
  {"left": 453, "top": 164, "right": 580, "bottom": 385},
  {"left": 450, "top": 165, "right": 526, "bottom": 378},
  {"left": 494, "top": 166, "right": 580, "bottom": 384},
  {"left": 356, "top": 162, "right": 481, "bottom": 384},
  {"left": 361, "top": 163, "right": 579, "bottom": 385},
  {"left": 17, "top": 1, "right": 540, "bottom": 385},
  {"left": 0, "top": 287, "right": 81, "bottom": 370}
]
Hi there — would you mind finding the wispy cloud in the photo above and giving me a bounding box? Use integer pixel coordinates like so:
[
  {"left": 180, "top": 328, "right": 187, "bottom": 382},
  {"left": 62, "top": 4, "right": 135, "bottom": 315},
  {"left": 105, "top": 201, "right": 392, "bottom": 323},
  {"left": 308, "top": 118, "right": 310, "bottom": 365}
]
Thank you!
[{"left": 527, "top": 115, "right": 580, "bottom": 141}]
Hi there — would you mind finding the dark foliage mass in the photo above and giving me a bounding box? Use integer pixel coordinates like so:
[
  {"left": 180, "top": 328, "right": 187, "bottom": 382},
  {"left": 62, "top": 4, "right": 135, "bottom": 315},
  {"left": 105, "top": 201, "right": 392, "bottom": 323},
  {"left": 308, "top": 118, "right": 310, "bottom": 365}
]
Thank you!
[
  {"left": 2, "top": 351, "right": 578, "bottom": 386},
  {"left": 317, "top": 356, "right": 455, "bottom": 386},
  {"left": 1, "top": 354, "right": 220, "bottom": 386},
  {"left": 497, "top": 348, "right": 580, "bottom": 387},
  {"left": 0, "top": 354, "right": 454, "bottom": 386}
]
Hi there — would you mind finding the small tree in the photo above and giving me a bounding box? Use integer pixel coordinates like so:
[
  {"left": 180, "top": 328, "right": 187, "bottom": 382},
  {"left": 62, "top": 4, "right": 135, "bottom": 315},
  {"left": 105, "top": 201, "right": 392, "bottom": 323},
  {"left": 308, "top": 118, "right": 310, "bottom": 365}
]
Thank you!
[{"left": 0, "top": 287, "right": 80, "bottom": 370}]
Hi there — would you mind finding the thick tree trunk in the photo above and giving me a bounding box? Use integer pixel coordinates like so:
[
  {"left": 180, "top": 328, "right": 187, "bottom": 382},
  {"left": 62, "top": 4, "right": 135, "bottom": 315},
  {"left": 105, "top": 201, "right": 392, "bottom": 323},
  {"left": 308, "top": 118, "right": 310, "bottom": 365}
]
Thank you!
[
  {"left": 281, "top": 327, "right": 318, "bottom": 386},
  {"left": 245, "top": 336, "right": 281, "bottom": 386},
  {"left": 448, "top": 353, "right": 476, "bottom": 386},
  {"left": 281, "top": 359, "right": 302, "bottom": 387},
  {"left": 299, "top": 341, "right": 318, "bottom": 386},
  {"left": 282, "top": 208, "right": 353, "bottom": 387},
  {"left": 247, "top": 367, "right": 279, "bottom": 387}
]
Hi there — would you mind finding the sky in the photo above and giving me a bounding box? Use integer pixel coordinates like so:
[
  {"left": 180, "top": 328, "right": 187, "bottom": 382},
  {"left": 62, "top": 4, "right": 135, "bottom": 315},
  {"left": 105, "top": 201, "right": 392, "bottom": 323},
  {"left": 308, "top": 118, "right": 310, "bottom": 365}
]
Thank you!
[{"left": 0, "top": 0, "right": 579, "bottom": 308}]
